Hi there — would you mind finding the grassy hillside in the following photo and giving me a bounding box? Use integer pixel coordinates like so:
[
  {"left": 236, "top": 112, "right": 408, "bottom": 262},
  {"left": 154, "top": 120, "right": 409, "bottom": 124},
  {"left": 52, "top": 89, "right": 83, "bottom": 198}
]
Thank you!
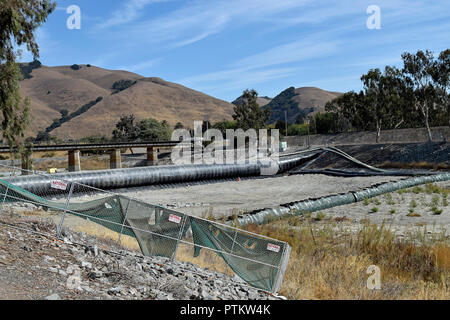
[
  {"left": 19, "top": 62, "right": 235, "bottom": 140},
  {"left": 265, "top": 87, "right": 342, "bottom": 124}
]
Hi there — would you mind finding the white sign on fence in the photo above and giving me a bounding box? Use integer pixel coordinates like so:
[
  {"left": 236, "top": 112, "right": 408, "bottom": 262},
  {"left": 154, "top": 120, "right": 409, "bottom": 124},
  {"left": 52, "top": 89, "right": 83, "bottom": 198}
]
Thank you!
[
  {"left": 267, "top": 243, "right": 280, "bottom": 253},
  {"left": 51, "top": 180, "right": 68, "bottom": 191},
  {"left": 169, "top": 214, "right": 182, "bottom": 224}
]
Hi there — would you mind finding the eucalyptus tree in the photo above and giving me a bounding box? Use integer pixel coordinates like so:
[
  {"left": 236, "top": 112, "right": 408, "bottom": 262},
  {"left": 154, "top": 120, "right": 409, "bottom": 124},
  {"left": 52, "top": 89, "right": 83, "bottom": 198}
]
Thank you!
[
  {"left": 0, "top": 0, "right": 56, "bottom": 156},
  {"left": 432, "top": 49, "right": 450, "bottom": 127},
  {"left": 325, "top": 91, "right": 368, "bottom": 132},
  {"left": 361, "top": 68, "right": 390, "bottom": 143},
  {"left": 401, "top": 50, "right": 440, "bottom": 141},
  {"left": 232, "top": 89, "right": 270, "bottom": 130}
]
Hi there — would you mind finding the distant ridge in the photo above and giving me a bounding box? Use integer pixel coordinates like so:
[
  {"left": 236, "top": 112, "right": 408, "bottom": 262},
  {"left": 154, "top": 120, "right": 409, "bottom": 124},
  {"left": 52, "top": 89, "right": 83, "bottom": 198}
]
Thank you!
[
  {"left": 232, "top": 95, "right": 272, "bottom": 107},
  {"left": 264, "top": 87, "right": 342, "bottom": 123},
  {"left": 19, "top": 62, "right": 235, "bottom": 139}
]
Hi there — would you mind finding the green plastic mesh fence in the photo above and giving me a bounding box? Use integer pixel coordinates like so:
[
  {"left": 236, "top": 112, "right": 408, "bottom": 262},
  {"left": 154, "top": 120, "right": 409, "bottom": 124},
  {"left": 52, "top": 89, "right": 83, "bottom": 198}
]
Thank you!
[{"left": 0, "top": 179, "right": 288, "bottom": 293}]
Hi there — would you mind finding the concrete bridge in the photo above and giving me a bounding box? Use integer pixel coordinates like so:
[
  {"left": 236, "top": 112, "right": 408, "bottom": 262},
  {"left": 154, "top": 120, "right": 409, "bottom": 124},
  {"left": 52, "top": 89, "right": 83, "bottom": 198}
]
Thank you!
[{"left": 0, "top": 141, "right": 183, "bottom": 173}]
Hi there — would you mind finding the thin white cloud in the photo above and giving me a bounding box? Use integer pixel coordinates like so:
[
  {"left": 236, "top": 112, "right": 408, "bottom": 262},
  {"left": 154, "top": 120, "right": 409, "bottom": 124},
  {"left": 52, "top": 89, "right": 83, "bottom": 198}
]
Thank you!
[
  {"left": 232, "top": 40, "right": 339, "bottom": 70},
  {"left": 107, "top": 0, "right": 313, "bottom": 48},
  {"left": 96, "top": 0, "right": 170, "bottom": 29},
  {"left": 179, "top": 66, "right": 300, "bottom": 93},
  {"left": 117, "top": 58, "right": 162, "bottom": 72}
]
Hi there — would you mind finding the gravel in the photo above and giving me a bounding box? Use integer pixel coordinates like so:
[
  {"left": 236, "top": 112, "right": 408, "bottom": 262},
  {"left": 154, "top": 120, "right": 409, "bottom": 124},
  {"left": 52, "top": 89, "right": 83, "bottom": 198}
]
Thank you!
[{"left": 0, "top": 214, "right": 280, "bottom": 300}]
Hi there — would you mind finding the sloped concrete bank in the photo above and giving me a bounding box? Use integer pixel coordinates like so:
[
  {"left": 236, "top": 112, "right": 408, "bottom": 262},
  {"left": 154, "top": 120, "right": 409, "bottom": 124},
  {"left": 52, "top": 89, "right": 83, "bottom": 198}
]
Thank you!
[{"left": 234, "top": 173, "right": 450, "bottom": 226}]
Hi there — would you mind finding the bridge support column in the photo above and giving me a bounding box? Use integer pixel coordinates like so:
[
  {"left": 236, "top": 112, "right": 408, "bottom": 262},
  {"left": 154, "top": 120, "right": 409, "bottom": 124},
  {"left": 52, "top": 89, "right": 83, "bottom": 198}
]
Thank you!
[
  {"left": 68, "top": 150, "right": 81, "bottom": 172},
  {"left": 147, "top": 147, "right": 158, "bottom": 166},
  {"left": 21, "top": 153, "right": 33, "bottom": 175},
  {"left": 110, "top": 149, "right": 122, "bottom": 169}
]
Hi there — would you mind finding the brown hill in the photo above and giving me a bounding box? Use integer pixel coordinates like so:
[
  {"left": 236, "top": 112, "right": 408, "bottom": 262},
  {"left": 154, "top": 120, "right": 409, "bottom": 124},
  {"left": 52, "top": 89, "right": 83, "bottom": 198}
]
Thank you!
[
  {"left": 265, "top": 86, "right": 342, "bottom": 123},
  {"left": 19, "top": 63, "right": 235, "bottom": 140},
  {"left": 232, "top": 95, "right": 272, "bottom": 107}
]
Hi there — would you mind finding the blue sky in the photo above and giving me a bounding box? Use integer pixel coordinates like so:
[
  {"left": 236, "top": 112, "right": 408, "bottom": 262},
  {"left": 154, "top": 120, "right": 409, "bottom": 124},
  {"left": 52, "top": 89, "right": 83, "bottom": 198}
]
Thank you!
[{"left": 19, "top": 0, "right": 450, "bottom": 102}]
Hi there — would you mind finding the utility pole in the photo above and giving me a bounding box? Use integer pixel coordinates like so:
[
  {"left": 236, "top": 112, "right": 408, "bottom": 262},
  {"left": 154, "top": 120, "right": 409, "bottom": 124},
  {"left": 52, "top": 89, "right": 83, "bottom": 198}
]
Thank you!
[
  {"left": 284, "top": 110, "right": 288, "bottom": 136},
  {"left": 305, "top": 117, "right": 311, "bottom": 149}
]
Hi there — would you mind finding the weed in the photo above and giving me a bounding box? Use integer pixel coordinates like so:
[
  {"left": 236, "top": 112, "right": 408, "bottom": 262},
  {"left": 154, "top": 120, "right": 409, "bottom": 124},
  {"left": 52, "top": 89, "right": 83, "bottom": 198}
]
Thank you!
[
  {"left": 363, "top": 197, "right": 370, "bottom": 206},
  {"left": 406, "top": 212, "right": 421, "bottom": 217}
]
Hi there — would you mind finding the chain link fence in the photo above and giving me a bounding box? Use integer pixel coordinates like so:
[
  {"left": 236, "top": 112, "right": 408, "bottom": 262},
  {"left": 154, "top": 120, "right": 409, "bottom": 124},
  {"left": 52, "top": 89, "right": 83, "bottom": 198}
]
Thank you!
[{"left": 0, "top": 163, "right": 291, "bottom": 294}]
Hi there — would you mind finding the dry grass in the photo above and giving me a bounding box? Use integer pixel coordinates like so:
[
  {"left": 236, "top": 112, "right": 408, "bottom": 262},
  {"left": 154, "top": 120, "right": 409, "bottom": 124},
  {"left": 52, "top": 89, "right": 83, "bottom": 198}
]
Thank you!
[
  {"left": 73, "top": 220, "right": 141, "bottom": 252},
  {"left": 74, "top": 220, "right": 235, "bottom": 275},
  {"left": 240, "top": 218, "right": 449, "bottom": 300},
  {"left": 175, "top": 242, "right": 234, "bottom": 276},
  {"left": 15, "top": 201, "right": 449, "bottom": 299},
  {"left": 32, "top": 156, "right": 110, "bottom": 172}
]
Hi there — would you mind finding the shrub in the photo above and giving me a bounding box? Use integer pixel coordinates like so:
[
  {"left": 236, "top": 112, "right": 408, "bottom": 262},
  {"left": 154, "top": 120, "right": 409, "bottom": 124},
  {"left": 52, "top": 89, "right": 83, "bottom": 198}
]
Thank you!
[
  {"left": 70, "top": 64, "right": 81, "bottom": 70},
  {"left": 42, "top": 97, "right": 103, "bottom": 134},
  {"left": 287, "top": 123, "right": 309, "bottom": 136},
  {"left": 112, "top": 80, "right": 137, "bottom": 94},
  {"left": 431, "top": 206, "right": 443, "bottom": 215},
  {"left": 18, "top": 60, "right": 42, "bottom": 79}
]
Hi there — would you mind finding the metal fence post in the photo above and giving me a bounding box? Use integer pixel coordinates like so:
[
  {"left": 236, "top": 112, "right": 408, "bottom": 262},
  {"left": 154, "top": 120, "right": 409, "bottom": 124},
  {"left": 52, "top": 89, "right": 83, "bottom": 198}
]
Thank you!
[
  {"left": 0, "top": 181, "right": 10, "bottom": 216},
  {"left": 225, "top": 230, "right": 238, "bottom": 275},
  {"left": 117, "top": 198, "right": 131, "bottom": 245},
  {"left": 272, "top": 242, "right": 291, "bottom": 294},
  {"left": 56, "top": 182, "right": 75, "bottom": 238},
  {"left": 172, "top": 213, "right": 188, "bottom": 261}
]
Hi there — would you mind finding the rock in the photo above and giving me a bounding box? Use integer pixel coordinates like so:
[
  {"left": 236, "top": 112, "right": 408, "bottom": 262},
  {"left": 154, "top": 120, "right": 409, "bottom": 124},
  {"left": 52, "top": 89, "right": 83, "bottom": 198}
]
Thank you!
[
  {"left": 199, "top": 286, "right": 215, "bottom": 300},
  {"left": 107, "top": 286, "right": 123, "bottom": 295},
  {"left": 88, "top": 270, "right": 103, "bottom": 279},
  {"left": 80, "top": 261, "right": 93, "bottom": 270},
  {"left": 48, "top": 267, "right": 58, "bottom": 273},
  {"left": 128, "top": 287, "right": 138, "bottom": 296},
  {"left": 248, "top": 291, "right": 259, "bottom": 300},
  {"left": 82, "top": 286, "right": 94, "bottom": 293},
  {"left": 43, "top": 256, "right": 55, "bottom": 263},
  {"left": 22, "top": 245, "right": 33, "bottom": 252},
  {"left": 45, "top": 293, "right": 61, "bottom": 300},
  {"left": 232, "top": 274, "right": 245, "bottom": 284}
]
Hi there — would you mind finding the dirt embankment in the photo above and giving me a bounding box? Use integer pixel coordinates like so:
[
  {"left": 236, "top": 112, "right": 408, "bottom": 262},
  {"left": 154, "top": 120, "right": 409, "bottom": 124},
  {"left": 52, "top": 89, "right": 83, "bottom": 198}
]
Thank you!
[{"left": 0, "top": 213, "right": 277, "bottom": 300}]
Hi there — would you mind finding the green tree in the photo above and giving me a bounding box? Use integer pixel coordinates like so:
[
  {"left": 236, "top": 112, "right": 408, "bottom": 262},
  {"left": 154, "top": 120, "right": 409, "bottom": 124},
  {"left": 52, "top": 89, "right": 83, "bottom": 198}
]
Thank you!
[
  {"left": 361, "top": 67, "right": 406, "bottom": 142},
  {"left": 432, "top": 49, "right": 450, "bottom": 127},
  {"left": 137, "top": 118, "right": 171, "bottom": 141},
  {"left": 212, "top": 120, "right": 237, "bottom": 135},
  {"left": 325, "top": 91, "right": 367, "bottom": 132},
  {"left": 112, "top": 114, "right": 171, "bottom": 141},
  {"left": 0, "top": 0, "right": 56, "bottom": 157},
  {"left": 112, "top": 114, "right": 139, "bottom": 141},
  {"left": 313, "top": 112, "right": 340, "bottom": 134},
  {"left": 232, "top": 89, "right": 270, "bottom": 130},
  {"left": 401, "top": 50, "right": 441, "bottom": 141}
]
